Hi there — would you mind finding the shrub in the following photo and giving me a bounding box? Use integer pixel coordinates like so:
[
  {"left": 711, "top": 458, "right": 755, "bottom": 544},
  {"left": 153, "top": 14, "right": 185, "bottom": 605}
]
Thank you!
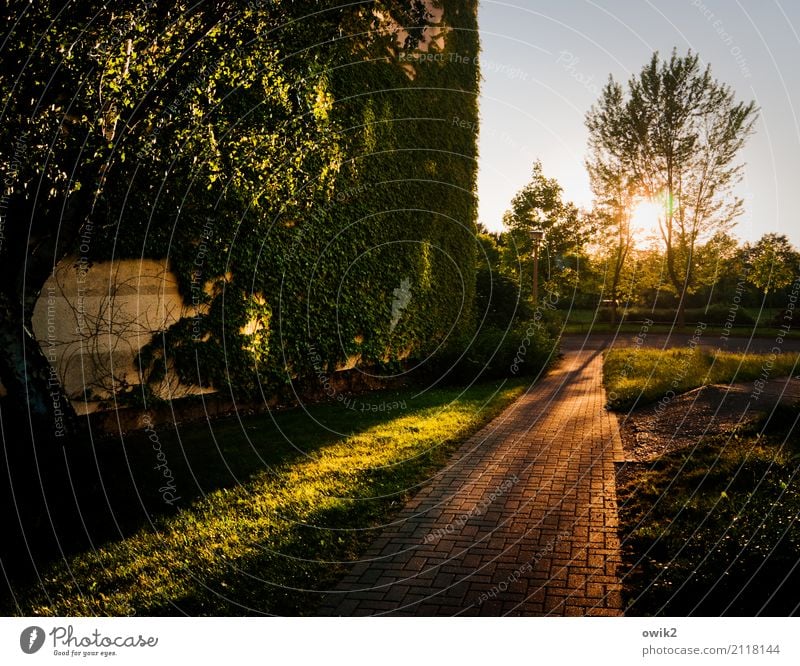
[
  {"left": 474, "top": 267, "right": 532, "bottom": 329},
  {"left": 426, "top": 322, "right": 558, "bottom": 385}
]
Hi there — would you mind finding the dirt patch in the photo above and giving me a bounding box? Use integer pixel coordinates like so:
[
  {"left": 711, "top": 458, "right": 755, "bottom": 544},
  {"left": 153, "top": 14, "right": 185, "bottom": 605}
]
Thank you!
[{"left": 614, "top": 380, "right": 800, "bottom": 464}]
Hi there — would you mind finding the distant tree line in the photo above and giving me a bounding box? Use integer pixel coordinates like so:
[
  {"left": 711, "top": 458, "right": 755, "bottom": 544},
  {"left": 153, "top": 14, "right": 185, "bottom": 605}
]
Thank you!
[{"left": 476, "top": 50, "right": 797, "bottom": 328}]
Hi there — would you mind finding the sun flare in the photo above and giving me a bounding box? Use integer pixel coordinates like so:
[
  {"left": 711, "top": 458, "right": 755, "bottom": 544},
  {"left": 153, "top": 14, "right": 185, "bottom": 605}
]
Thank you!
[{"left": 631, "top": 199, "right": 663, "bottom": 237}]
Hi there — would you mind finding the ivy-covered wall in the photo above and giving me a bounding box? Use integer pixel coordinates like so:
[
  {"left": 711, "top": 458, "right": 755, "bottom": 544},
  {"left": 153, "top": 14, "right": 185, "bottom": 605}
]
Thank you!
[{"left": 96, "top": 1, "right": 481, "bottom": 400}]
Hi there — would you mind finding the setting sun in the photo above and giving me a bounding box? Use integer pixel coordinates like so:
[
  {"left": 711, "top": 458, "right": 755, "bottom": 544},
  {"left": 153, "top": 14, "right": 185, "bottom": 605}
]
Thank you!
[{"left": 631, "top": 199, "right": 663, "bottom": 237}]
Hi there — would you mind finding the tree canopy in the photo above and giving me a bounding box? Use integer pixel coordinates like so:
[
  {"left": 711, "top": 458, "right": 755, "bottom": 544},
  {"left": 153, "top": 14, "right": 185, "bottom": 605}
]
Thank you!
[{"left": 585, "top": 49, "right": 758, "bottom": 325}]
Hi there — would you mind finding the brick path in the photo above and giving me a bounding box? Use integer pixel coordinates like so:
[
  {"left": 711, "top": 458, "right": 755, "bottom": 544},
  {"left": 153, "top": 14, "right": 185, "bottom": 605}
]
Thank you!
[{"left": 318, "top": 347, "right": 625, "bottom": 616}]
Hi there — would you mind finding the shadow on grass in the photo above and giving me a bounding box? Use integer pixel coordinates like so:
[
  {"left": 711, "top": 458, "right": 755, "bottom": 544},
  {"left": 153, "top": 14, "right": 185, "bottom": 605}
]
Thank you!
[
  {"left": 617, "top": 403, "right": 800, "bottom": 616},
  {"left": 2, "top": 378, "right": 530, "bottom": 615},
  {"left": 1, "top": 390, "right": 406, "bottom": 579}
]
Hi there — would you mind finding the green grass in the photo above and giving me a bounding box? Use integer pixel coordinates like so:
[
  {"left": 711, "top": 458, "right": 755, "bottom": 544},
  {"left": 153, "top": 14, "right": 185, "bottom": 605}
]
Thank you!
[
  {"left": 558, "top": 308, "right": 599, "bottom": 324},
  {"left": 559, "top": 308, "right": 800, "bottom": 338},
  {"left": 561, "top": 322, "right": 800, "bottom": 337},
  {"left": 603, "top": 348, "right": 800, "bottom": 411},
  {"left": 6, "top": 379, "right": 532, "bottom": 616},
  {"left": 617, "top": 404, "right": 800, "bottom": 615}
]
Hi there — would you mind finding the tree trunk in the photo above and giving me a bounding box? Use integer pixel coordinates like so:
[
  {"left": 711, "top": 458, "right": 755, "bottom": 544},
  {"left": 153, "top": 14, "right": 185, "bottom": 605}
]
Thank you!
[
  {"left": 675, "top": 289, "right": 686, "bottom": 328},
  {"left": 664, "top": 242, "right": 689, "bottom": 329}
]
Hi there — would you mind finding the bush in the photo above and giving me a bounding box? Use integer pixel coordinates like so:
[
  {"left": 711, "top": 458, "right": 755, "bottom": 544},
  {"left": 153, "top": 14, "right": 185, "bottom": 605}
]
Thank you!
[
  {"left": 474, "top": 267, "right": 532, "bottom": 329},
  {"left": 426, "top": 322, "right": 558, "bottom": 384}
]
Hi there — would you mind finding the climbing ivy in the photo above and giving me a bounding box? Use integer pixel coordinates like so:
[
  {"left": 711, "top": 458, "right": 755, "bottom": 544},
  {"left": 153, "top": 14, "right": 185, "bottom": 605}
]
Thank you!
[{"left": 91, "top": 1, "right": 482, "bottom": 399}]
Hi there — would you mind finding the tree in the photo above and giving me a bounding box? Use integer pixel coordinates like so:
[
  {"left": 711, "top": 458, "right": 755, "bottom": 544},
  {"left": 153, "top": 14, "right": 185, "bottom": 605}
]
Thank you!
[
  {"left": 473, "top": 226, "right": 531, "bottom": 329},
  {"left": 586, "top": 153, "right": 635, "bottom": 323},
  {"left": 693, "top": 231, "right": 747, "bottom": 306},
  {"left": 475, "top": 223, "right": 502, "bottom": 272},
  {"left": 746, "top": 233, "right": 799, "bottom": 299},
  {"left": 586, "top": 49, "right": 758, "bottom": 326},
  {"left": 501, "top": 161, "right": 590, "bottom": 305},
  {"left": 625, "top": 246, "right": 672, "bottom": 309}
]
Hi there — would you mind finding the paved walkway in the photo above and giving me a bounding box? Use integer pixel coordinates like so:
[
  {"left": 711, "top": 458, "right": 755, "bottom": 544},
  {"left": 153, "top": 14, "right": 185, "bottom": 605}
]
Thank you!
[{"left": 318, "top": 347, "right": 625, "bottom": 616}]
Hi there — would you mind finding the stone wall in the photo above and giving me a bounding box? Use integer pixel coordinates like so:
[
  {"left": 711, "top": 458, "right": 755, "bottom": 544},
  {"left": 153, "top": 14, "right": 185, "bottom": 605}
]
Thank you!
[{"left": 31, "top": 257, "right": 212, "bottom": 414}]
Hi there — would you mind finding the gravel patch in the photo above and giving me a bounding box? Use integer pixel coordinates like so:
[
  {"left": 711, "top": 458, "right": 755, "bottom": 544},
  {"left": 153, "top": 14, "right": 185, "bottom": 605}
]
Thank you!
[{"left": 615, "top": 379, "right": 800, "bottom": 464}]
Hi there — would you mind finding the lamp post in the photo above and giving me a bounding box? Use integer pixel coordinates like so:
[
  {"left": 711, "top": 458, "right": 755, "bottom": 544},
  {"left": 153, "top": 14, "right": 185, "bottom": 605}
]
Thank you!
[{"left": 529, "top": 229, "right": 544, "bottom": 304}]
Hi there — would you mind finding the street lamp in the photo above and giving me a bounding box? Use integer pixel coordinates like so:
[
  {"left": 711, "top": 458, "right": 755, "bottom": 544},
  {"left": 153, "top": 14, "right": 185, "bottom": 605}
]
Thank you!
[{"left": 529, "top": 229, "right": 544, "bottom": 304}]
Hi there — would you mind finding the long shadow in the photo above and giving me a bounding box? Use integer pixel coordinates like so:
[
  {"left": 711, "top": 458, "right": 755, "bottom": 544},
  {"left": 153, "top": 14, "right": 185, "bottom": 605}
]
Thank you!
[
  {"left": 0, "top": 384, "right": 454, "bottom": 597},
  {"left": 1, "top": 373, "right": 538, "bottom": 615}
]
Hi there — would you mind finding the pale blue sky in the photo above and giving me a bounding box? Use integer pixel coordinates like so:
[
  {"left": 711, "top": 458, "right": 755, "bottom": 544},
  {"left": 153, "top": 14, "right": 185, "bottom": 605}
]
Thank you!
[{"left": 476, "top": 0, "right": 800, "bottom": 246}]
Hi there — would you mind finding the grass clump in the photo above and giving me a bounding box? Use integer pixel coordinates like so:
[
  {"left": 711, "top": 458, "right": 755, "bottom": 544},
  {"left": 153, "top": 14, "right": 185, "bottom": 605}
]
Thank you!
[
  {"left": 603, "top": 348, "right": 799, "bottom": 411},
  {"left": 618, "top": 403, "right": 800, "bottom": 615},
  {"left": 5, "top": 379, "right": 530, "bottom": 616}
]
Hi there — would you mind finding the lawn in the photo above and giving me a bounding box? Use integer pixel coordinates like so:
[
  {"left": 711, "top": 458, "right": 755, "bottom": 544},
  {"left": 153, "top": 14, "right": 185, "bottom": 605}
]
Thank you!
[
  {"left": 559, "top": 308, "right": 800, "bottom": 338},
  {"left": 617, "top": 404, "right": 800, "bottom": 615},
  {"left": 603, "top": 348, "right": 799, "bottom": 411},
  {"left": 4, "top": 378, "right": 534, "bottom": 616}
]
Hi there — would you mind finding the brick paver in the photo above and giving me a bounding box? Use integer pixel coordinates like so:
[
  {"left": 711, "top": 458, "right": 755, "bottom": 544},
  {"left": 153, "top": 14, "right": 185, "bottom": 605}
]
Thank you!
[{"left": 317, "top": 347, "right": 625, "bottom": 616}]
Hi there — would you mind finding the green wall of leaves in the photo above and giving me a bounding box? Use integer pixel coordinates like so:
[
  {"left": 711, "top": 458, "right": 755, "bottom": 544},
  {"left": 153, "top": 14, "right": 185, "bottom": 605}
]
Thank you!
[{"left": 119, "top": 2, "right": 482, "bottom": 398}]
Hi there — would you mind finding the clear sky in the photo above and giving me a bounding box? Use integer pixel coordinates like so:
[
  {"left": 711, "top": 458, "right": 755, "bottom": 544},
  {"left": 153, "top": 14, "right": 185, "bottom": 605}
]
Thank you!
[{"left": 476, "top": 0, "right": 800, "bottom": 247}]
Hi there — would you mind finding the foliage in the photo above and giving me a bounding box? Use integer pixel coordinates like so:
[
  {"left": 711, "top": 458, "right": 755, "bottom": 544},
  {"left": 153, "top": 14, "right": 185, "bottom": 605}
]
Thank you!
[
  {"left": 426, "top": 320, "right": 558, "bottom": 385},
  {"left": 746, "top": 233, "right": 800, "bottom": 296},
  {"left": 124, "top": 1, "right": 482, "bottom": 399},
  {"left": 0, "top": 2, "right": 482, "bottom": 416},
  {"left": 1, "top": 1, "right": 338, "bottom": 422},
  {"left": 565, "top": 229, "right": 800, "bottom": 315},
  {"left": 692, "top": 232, "right": 747, "bottom": 304},
  {"left": 586, "top": 49, "right": 758, "bottom": 324},
  {"left": 499, "top": 160, "right": 592, "bottom": 303},
  {"left": 618, "top": 405, "right": 800, "bottom": 615},
  {"left": 586, "top": 111, "right": 636, "bottom": 322},
  {"left": 5, "top": 377, "right": 528, "bottom": 616},
  {"left": 0, "top": 0, "right": 478, "bottom": 407},
  {"left": 474, "top": 267, "right": 532, "bottom": 329},
  {"left": 476, "top": 225, "right": 503, "bottom": 269}
]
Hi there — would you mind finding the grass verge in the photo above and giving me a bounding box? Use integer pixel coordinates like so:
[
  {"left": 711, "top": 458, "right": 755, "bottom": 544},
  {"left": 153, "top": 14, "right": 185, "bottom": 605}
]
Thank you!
[
  {"left": 5, "top": 378, "right": 533, "bottom": 616},
  {"left": 617, "top": 403, "right": 800, "bottom": 615},
  {"left": 561, "top": 322, "right": 800, "bottom": 338},
  {"left": 603, "top": 348, "right": 799, "bottom": 411}
]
